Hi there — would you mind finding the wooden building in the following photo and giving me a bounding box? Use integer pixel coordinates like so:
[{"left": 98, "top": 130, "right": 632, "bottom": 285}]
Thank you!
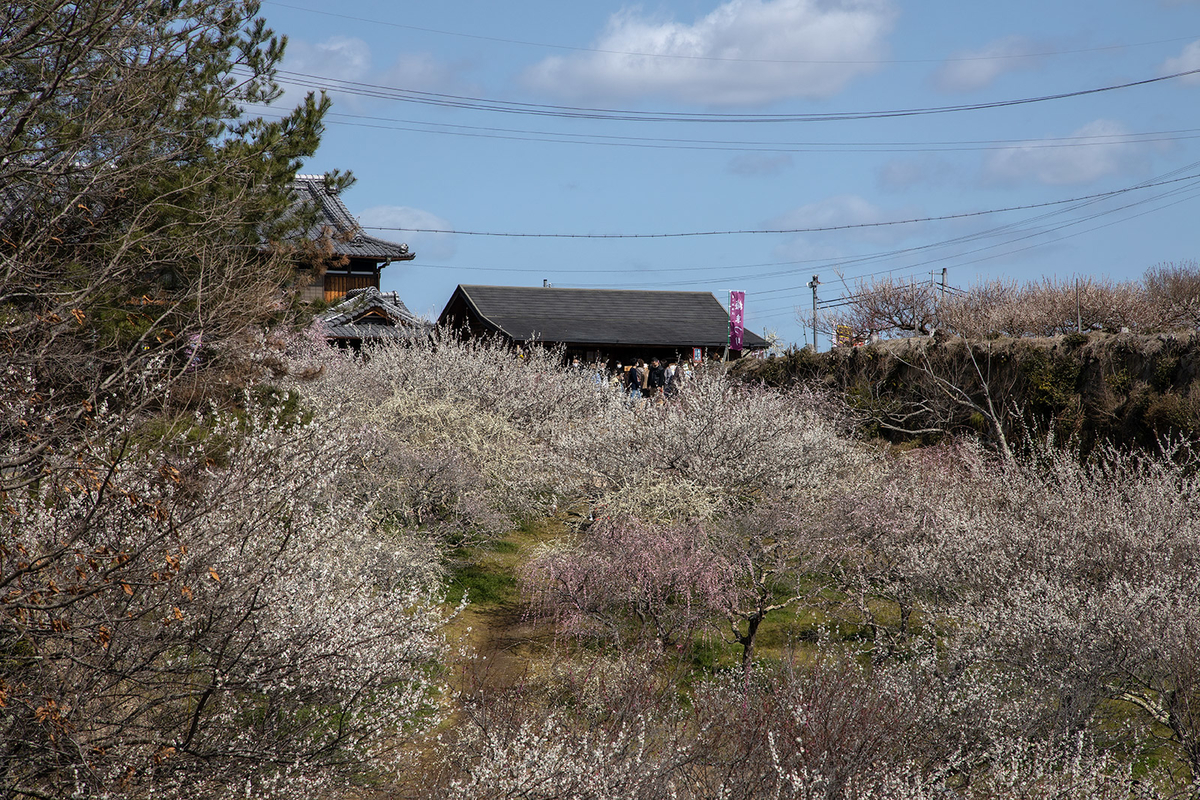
[
  {"left": 319, "top": 287, "right": 429, "bottom": 349},
  {"left": 290, "top": 175, "right": 415, "bottom": 302},
  {"left": 438, "top": 285, "right": 768, "bottom": 364}
]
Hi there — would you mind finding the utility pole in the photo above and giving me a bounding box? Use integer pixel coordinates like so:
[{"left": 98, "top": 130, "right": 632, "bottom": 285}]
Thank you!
[
  {"left": 807, "top": 275, "right": 820, "bottom": 351},
  {"left": 938, "top": 267, "right": 947, "bottom": 330},
  {"left": 911, "top": 276, "right": 917, "bottom": 336},
  {"left": 1080, "top": 278, "right": 1089, "bottom": 335},
  {"left": 723, "top": 289, "right": 730, "bottom": 362}
]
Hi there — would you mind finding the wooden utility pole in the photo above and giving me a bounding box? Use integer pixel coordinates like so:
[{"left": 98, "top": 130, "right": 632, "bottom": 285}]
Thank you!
[
  {"left": 1076, "top": 277, "right": 1082, "bottom": 333},
  {"left": 807, "top": 275, "right": 820, "bottom": 351},
  {"left": 911, "top": 276, "right": 917, "bottom": 335}
]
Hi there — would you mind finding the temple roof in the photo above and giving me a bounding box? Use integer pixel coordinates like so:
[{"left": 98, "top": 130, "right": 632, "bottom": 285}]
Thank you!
[
  {"left": 320, "top": 287, "right": 428, "bottom": 342},
  {"left": 289, "top": 175, "right": 415, "bottom": 262}
]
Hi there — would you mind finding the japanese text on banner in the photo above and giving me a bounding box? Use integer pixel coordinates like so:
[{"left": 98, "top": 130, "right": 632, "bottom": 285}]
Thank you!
[{"left": 729, "top": 290, "right": 745, "bottom": 352}]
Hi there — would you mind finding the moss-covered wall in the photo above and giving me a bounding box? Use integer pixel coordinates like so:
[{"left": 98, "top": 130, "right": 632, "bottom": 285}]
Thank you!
[{"left": 732, "top": 331, "right": 1200, "bottom": 453}]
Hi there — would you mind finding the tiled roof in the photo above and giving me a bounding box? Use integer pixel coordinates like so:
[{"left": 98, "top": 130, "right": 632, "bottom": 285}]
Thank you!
[
  {"left": 440, "top": 285, "right": 768, "bottom": 349},
  {"left": 320, "top": 287, "right": 428, "bottom": 341},
  {"left": 289, "top": 175, "right": 415, "bottom": 262},
  {"left": 324, "top": 322, "right": 413, "bottom": 340}
]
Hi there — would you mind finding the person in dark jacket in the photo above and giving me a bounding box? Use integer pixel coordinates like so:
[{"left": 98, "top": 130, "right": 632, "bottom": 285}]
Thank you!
[{"left": 647, "top": 357, "right": 667, "bottom": 397}]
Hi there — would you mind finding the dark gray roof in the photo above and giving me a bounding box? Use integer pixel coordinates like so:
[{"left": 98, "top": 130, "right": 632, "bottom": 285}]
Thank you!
[
  {"left": 289, "top": 175, "right": 415, "bottom": 262},
  {"left": 320, "top": 287, "right": 428, "bottom": 341},
  {"left": 441, "top": 285, "right": 768, "bottom": 349}
]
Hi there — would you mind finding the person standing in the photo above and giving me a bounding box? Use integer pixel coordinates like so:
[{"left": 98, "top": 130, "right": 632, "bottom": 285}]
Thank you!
[
  {"left": 647, "top": 357, "right": 666, "bottom": 398},
  {"left": 626, "top": 360, "right": 644, "bottom": 400}
]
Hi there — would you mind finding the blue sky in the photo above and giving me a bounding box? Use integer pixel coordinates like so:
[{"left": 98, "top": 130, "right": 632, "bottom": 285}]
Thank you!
[{"left": 257, "top": 0, "right": 1200, "bottom": 348}]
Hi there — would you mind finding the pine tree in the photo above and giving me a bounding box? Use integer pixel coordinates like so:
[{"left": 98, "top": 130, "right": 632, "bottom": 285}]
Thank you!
[{"left": 1, "top": 0, "right": 333, "bottom": 489}]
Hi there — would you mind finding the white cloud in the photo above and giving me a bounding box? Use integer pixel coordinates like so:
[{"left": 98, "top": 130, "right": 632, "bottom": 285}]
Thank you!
[
  {"left": 287, "top": 35, "right": 371, "bottom": 80},
  {"left": 523, "top": 0, "right": 896, "bottom": 106},
  {"left": 728, "top": 152, "right": 794, "bottom": 175},
  {"left": 982, "top": 119, "right": 1146, "bottom": 186},
  {"left": 279, "top": 36, "right": 372, "bottom": 108},
  {"left": 277, "top": 38, "right": 472, "bottom": 111},
  {"left": 876, "top": 155, "right": 956, "bottom": 191},
  {"left": 1160, "top": 39, "right": 1200, "bottom": 84},
  {"left": 932, "top": 35, "right": 1042, "bottom": 93},
  {"left": 358, "top": 206, "right": 457, "bottom": 261},
  {"left": 769, "top": 236, "right": 845, "bottom": 264},
  {"left": 379, "top": 53, "right": 475, "bottom": 94},
  {"left": 773, "top": 194, "right": 924, "bottom": 247}
]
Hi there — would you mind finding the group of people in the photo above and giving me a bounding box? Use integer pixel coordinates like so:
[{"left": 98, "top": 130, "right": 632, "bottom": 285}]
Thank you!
[{"left": 572, "top": 356, "right": 692, "bottom": 401}]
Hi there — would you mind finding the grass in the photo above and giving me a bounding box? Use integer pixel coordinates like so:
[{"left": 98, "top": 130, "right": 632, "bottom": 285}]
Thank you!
[
  {"left": 439, "top": 513, "right": 930, "bottom": 685},
  {"left": 444, "top": 563, "right": 516, "bottom": 607},
  {"left": 437, "top": 515, "right": 570, "bottom": 703},
  {"left": 442, "top": 527, "right": 536, "bottom": 608}
]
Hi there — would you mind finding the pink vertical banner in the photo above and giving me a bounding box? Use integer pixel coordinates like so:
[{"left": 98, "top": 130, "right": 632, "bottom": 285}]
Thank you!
[{"left": 729, "top": 290, "right": 745, "bottom": 351}]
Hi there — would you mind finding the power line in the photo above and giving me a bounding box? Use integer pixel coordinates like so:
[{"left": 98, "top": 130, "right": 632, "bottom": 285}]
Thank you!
[
  {"left": 743, "top": 179, "right": 1200, "bottom": 315},
  {"left": 265, "top": 66, "right": 1200, "bottom": 124},
  {"left": 815, "top": 281, "right": 967, "bottom": 308},
  {"left": 492, "top": 170, "right": 1200, "bottom": 306},
  {"left": 255, "top": 105, "right": 1200, "bottom": 155},
  {"left": 591, "top": 185, "right": 1200, "bottom": 303},
  {"left": 359, "top": 171, "right": 1200, "bottom": 239},
  {"left": 378, "top": 163, "right": 1200, "bottom": 289},
  {"left": 541, "top": 175, "right": 1200, "bottom": 321},
  {"left": 262, "top": 2, "right": 1200, "bottom": 66},
  {"left": 546, "top": 161, "right": 1200, "bottom": 297},
  {"left": 560, "top": 165, "right": 1200, "bottom": 306}
]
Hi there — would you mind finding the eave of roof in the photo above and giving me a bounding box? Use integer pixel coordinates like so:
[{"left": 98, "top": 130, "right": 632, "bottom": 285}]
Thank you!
[
  {"left": 325, "top": 323, "right": 423, "bottom": 341},
  {"left": 321, "top": 287, "right": 425, "bottom": 330},
  {"left": 289, "top": 175, "right": 415, "bottom": 262}
]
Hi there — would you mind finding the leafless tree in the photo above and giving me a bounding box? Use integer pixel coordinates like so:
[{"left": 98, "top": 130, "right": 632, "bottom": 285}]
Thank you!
[
  {"left": 824, "top": 275, "right": 940, "bottom": 342},
  {"left": 834, "top": 337, "right": 1022, "bottom": 458},
  {"left": 824, "top": 269, "right": 1200, "bottom": 342},
  {"left": 1145, "top": 260, "right": 1200, "bottom": 330}
]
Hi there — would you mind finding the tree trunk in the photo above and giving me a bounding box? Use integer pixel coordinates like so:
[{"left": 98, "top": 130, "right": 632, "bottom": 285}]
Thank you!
[{"left": 739, "top": 614, "right": 762, "bottom": 674}]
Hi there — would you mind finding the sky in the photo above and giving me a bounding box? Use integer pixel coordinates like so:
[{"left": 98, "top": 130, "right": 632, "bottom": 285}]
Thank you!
[{"left": 255, "top": 0, "right": 1200, "bottom": 349}]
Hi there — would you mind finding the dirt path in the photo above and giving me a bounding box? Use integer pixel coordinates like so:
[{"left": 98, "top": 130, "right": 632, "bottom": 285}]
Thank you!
[{"left": 445, "top": 516, "right": 569, "bottom": 695}]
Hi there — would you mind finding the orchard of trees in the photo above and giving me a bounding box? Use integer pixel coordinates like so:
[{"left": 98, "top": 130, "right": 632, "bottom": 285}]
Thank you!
[
  {"left": 823, "top": 265, "right": 1200, "bottom": 342},
  {"left": 4, "top": 1, "right": 1200, "bottom": 798}
]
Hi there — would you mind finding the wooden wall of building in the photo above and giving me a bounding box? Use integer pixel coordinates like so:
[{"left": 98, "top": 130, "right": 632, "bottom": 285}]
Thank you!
[{"left": 323, "top": 272, "right": 378, "bottom": 302}]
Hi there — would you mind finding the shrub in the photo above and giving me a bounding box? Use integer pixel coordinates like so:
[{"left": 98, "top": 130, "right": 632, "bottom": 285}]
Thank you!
[
  {"left": 559, "top": 370, "right": 875, "bottom": 523},
  {"left": 1, "top": 397, "right": 450, "bottom": 797}
]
